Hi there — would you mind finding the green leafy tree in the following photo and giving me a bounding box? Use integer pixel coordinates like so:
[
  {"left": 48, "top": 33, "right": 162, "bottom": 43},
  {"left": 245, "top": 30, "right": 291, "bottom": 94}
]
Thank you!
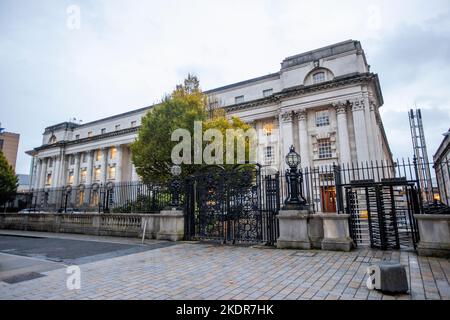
[
  {"left": 131, "top": 75, "right": 256, "bottom": 183},
  {"left": 131, "top": 74, "right": 208, "bottom": 183},
  {"left": 0, "top": 151, "right": 18, "bottom": 207}
]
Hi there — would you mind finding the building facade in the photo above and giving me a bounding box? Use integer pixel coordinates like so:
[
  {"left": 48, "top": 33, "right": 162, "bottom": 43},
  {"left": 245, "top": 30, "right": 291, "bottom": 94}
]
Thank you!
[
  {"left": 27, "top": 40, "right": 392, "bottom": 211},
  {"left": 434, "top": 129, "right": 450, "bottom": 206},
  {"left": 0, "top": 130, "right": 20, "bottom": 171}
]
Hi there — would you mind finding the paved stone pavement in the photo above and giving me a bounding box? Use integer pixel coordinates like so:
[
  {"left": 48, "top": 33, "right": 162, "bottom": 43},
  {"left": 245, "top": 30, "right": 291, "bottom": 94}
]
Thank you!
[{"left": 1, "top": 239, "right": 450, "bottom": 300}]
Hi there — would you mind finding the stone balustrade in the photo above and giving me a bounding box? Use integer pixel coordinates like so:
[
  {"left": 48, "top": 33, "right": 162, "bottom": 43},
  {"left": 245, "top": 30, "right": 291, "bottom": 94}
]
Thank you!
[{"left": 0, "top": 212, "right": 183, "bottom": 241}]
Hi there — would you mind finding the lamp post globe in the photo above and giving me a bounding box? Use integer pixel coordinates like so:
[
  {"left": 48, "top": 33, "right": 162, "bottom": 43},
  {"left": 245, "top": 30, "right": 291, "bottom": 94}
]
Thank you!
[{"left": 283, "top": 145, "right": 308, "bottom": 210}]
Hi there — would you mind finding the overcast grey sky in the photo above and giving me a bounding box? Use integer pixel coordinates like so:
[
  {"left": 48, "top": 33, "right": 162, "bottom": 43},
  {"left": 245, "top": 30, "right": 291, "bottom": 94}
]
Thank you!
[{"left": 1, "top": 0, "right": 449, "bottom": 174}]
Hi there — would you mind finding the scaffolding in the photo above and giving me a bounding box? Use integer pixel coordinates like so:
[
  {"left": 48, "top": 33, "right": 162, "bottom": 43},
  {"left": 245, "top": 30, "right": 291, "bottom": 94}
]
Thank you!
[{"left": 409, "top": 109, "right": 433, "bottom": 203}]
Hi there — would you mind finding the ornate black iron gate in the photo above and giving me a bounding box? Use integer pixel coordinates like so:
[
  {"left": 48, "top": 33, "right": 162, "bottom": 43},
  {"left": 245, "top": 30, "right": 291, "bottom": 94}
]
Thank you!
[
  {"left": 344, "top": 178, "right": 420, "bottom": 250},
  {"left": 185, "top": 165, "right": 280, "bottom": 245}
]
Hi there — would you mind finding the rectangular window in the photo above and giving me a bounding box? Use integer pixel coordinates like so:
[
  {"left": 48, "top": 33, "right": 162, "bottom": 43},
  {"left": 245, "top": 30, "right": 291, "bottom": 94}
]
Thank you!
[
  {"left": 70, "top": 155, "right": 75, "bottom": 165},
  {"left": 78, "top": 190, "right": 84, "bottom": 205},
  {"left": 110, "top": 147, "right": 117, "bottom": 160},
  {"left": 0, "top": 139, "right": 3, "bottom": 150},
  {"left": 318, "top": 139, "right": 332, "bottom": 159},
  {"left": 131, "top": 121, "right": 137, "bottom": 128},
  {"left": 88, "top": 131, "right": 93, "bottom": 137},
  {"left": 115, "top": 124, "right": 121, "bottom": 131},
  {"left": 263, "top": 89, "right": 273, "bottom": 97},
  {"left": 68, "top": 171, "right": 74, "bottom": 185},
  {"left": 263, "top": 122, "right": 274, "bottom": 136},
  {"left": 82, "top": 153, "right": 87, "bottom": 163},
  {"left": 209, "top": 100, "right": 219, "bottom": 109},
  {"left": 235, "top": 95, "right": 244, "bottom": 104},
  {"left": 48, "top": 158, "right": 53, "bottom": 168},
  {"left": 316, "top": 110, "right": 330, "bottom": 127},
  {"left": 264, "top": 146, "right": 274, "bottom": 165},
  {"left": 94, "top": 168, "right": 101, "bottom": 181},
  {"left": 80, "top": 168, "right": 87, "bottom": 183},
  {"left": 101, "top": 128, "right": 106, "bottom": 134},
  {"left": 313, "top": 72, "right": 325, "bottom": 84},
  {"left": 108, "top": 166, "right": 116, "bottom": 180},
  {"left": 46, "top": 173, "right": 52, "bottom": 186},
  {"left": 75, "top": 134, "right": 80, "bottom": 140},
  {"left": 95, "top": 149, "right": 101, "bottom": 161}
]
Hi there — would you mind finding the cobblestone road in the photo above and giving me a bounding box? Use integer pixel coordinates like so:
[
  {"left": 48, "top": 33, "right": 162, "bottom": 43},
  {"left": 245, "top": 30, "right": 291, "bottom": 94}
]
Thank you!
[{"left": 1, "top": 237, "right": 449, "bottom": 300}]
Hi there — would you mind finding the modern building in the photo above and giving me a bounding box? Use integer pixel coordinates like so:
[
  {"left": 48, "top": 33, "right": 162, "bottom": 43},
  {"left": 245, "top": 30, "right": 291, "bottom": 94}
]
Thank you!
[
  {"left": 0, "top": 127, "right": 20, "bottom": 171},
  {"left": 434, "top": 129, "right": 450, "bottom": 206},
  {"left": 26, "top": 40, "right": 392, "bottom": 212}
]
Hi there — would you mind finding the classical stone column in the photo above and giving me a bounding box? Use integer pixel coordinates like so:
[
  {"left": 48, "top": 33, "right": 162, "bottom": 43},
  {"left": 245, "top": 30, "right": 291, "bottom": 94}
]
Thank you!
[
  {"left": 280, "top": 111, "right": 295, "bottom": 172},
  {"left": 131, "top": 164, "right": 138, "bottom": 181},
  {"left": 101, "top": 147, "right": 109, "bottom": 184},
  {"left": 350, "top": 98, "right": 370, "bottom": 163},
  {"left": 333, "top": 101, "right": 351, "bottom": 164},
  {"left": 369, "top": 97, "right": 383, "bottom": 161},
  {"left": 86, "top": 150, "right": 95, "bottom": 185},
  {"left": 33, "top": 158, "right": 42, "bottom": 190},
  {"left": 73, "top": 153, "right": 81, "bottom": 186},
  {"left": 297, "top": 108, "right": 310, "bottom": 169},
  {"left": 60, "top": 154, "right": 69, "bottom": 187},
  {"left": 52, "top": 156, "right": 61, "bottom": 188},
  {"left": 363, "top": 94, "right": 376, "bottom": 161},
  {"left": 115, "top": 145, "right": 123, "bottom": 183},
  {"left": 39, "top": 158, "right": 48, "bottom": 189}
]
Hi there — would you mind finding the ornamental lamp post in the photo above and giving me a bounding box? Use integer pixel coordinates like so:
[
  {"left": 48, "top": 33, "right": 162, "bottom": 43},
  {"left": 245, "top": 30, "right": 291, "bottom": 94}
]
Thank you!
[
  {"left": 169, "top": 164, "right": 182, "bottom": 209},
  {"left": 283, "top": 145, "right": 308, "bottom": 210}
]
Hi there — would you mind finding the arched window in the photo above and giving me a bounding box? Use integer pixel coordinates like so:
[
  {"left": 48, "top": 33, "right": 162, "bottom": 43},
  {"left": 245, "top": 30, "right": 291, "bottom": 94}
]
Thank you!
[
  {"left": 49, "top": 135, "right": 57, "bottom": 144},
  {"left": 313, "top": 72, "right": 326, "bottom": 84}
]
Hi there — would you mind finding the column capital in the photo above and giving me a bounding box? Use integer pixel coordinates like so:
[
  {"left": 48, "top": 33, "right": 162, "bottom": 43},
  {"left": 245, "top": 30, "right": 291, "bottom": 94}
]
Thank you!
[
  {"left": 281, "top": 111, "right": 295, "bottom": 123},
  {"left": 332, "top": 101, "right": 348, "bottom": 115},
  {"left": 297, "top": 108, "right": 307, "bottom": 122},
  {"left": 350, "top": 98, "right": 366, "bottom": 112}
]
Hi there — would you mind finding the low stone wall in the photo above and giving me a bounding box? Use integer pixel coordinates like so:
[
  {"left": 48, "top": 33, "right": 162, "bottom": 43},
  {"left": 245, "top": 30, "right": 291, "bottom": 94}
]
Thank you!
[{"left": 0, "top": 213, "right": 182, "bottom": 240}]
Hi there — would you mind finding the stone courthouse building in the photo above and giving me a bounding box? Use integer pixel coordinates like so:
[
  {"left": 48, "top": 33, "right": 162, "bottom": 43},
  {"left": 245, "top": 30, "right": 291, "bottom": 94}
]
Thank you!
[{"left": 27, "top": 40, "right": 392, "bottom": 211}]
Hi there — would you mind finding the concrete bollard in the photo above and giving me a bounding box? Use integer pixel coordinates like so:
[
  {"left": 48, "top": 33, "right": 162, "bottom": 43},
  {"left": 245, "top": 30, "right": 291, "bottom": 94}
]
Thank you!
[{"left": 366, "top": 262, "right": 409, "bottom": 294}]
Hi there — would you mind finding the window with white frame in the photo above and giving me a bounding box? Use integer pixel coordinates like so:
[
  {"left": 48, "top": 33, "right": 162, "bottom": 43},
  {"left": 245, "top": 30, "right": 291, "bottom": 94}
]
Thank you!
[
  {"left": 131, "top": 121, "right": 137, "bottom": 128},
  {"left": 316, "top": 110, "right": 330, "bottom": 127},
  {"left": 70, "top": 155, "right": 75, "bottom": 165},
  {"left": 48, "top": 158, "right": 53, "bottom": 168},
  {"left": 94, "top": 167, "right": 101, "bottom": 181},
  {"left": 318, "top": 139, "right": 332, "bottom": 159},
  {"left": 101, "top": 128, "right": 106, "bottom": 134},
  {"left": 67, "top": 171, "right": 74, "bottom": 185},
  {"left": 263, "top": 122, "right": 274, "bottom": 136},
  {"left": 108, "top": 166, "right": 116, "bottom": 180},
  {"left": 313, "top": 72, "right": 325, "bottom": 84},
  {"left": 46, "top": 173, "right": 52, "bottom": 186},
  {"left": 115, "top": 124, "right": 121, "bottom": 131},
  {"left": 80, "top": 168, "right": 87, "bottom": 183},
  {"left": 264, "top": 146, "right": 274, "bottom": 165},
  {"left": 235, "top": 95, "right": 244, "bottom": 104},
  {"left": 263, "top": 89, "right": 273, "bottom": 97}
]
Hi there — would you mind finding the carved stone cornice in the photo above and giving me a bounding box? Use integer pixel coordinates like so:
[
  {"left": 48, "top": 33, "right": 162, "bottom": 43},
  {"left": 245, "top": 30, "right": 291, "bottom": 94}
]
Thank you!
[{"left": 224, "top": 73, "right": 383, "bottom": 113}]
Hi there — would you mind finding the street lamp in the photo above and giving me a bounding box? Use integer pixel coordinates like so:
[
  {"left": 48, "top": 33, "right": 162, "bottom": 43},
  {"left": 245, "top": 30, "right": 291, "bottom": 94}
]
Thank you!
[
  {"left": 169, "top": 164, "right": 182, "bottom": 209},
  {"left": 283, "top": 145, "right": 308, "bottom": 210}
]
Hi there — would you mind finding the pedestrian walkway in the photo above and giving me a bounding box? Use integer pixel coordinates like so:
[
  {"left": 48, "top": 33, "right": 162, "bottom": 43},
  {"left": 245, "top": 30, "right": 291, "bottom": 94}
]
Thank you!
[{"left": 0, "top": 233, "right": 449, "bottom": 300}]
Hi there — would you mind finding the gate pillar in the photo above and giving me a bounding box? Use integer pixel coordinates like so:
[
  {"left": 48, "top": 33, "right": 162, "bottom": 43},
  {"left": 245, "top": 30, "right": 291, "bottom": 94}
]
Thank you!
[
  {"left": 321, "top": 214, "right": 354, "bottom": 252},
  {"left": 277, "top": 210, "right": 311, "bottom": 249},
  {"left": 156, "top": 209, "right": 184, "bottom": 241},
  {"left": 415, "top": 214, "right": 450, "bottom": 258}
]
